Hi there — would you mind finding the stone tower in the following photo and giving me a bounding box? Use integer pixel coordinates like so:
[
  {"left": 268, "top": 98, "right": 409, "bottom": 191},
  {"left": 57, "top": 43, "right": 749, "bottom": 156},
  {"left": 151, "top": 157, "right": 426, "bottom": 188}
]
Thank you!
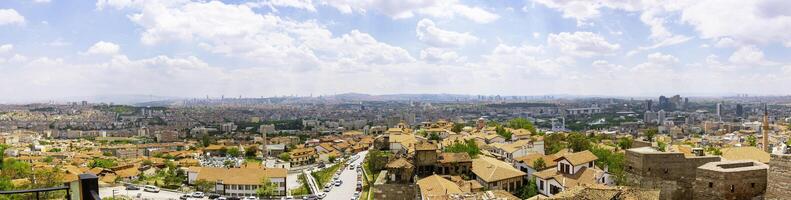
[{"left": 763, "top": 104, "right": 770, "bottom": 152}]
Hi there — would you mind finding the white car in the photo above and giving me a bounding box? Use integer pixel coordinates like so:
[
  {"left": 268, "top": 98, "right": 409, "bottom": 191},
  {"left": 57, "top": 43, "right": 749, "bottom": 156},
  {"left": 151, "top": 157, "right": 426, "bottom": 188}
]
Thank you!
[
  {"left": 244, "top": 196, "right": 259, "bottom": 200},
  {"left": 143, "top": 185, "right": 160, "bottom": 193},
  {"left": 317, "top": 193, "right": 327, "bottom": 199},
  {"left": 191, "top": 192, "right": 204, "bottom": 198}
]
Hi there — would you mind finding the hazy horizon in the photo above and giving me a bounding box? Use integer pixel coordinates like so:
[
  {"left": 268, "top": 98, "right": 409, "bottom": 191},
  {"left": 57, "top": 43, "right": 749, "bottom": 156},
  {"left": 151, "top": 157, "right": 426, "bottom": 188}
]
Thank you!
[{"left": 2, "top": 0, "right": 791, "bottom": 101}]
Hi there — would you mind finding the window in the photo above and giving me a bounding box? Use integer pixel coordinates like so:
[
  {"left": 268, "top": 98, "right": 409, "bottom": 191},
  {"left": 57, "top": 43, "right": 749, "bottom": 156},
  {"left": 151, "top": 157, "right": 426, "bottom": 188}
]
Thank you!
[
  {"left": 538, "top": 180, "right": 544, "bottom": 190},
  {"left": 751, "top": 183, "right": 755, "bottom": 188},
  {"left": 709, "top": 182, "right": 713, "bottom": 188},
  {"left": 730, "top": 185, "right": 735, "bottom": 192},
  {"left": 589, "top": 162, "right": 593, "bottom": 167},
  {"left": 664, "top": 169, "right": 668, "bottom": 174}
]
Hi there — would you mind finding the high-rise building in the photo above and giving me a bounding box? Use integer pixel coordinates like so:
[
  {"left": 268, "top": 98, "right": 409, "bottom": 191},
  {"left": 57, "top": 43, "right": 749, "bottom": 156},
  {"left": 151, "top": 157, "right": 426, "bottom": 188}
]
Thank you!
[
  {"left": 645, "top": 100, "right": 653, "bottom": 111},
  {"left": 659, "top": 96, "right": 671, "bottom": 111},
  {"left": 716, "top": 103, "right": 723, "bottom": 120},
  {"left": 644, "top": 111, "right": 656, "bottom": 124},
  {"left": 658, "top": 110, "right": 667, "bottom": 124},
  {"left": 736, "top": 104, "right": 744, "bottom": 117}
]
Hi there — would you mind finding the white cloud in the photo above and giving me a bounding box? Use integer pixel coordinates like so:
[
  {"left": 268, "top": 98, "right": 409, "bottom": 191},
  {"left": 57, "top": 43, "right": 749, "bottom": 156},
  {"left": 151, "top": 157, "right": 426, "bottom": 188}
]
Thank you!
[
  {"left": 548, "top": 32, "right": 619, "bottom": 57},
  {"left": 0, "top": 9, "right": 26, "bottom": 26},
  {"left": 0, "top": 44, "right": 12, "bottom": 54},
  {"left": 628, "top": 35, "right": 691, "bottom": 57},
  {"left": 681, "top": 0, "right": 791, "bottom": 46},
  {"left": 319, "top": 0, "right": 499, "bottom": 23},
  {"left": 28, "top": 0, "right": 52, "bottom": 3},
  {"left": 420, "top": 47, "right": 464, "bottom": 63},
  {"left": 416, "top": 19, "right": 478, "bottom": 48},
  {"left": 714, "top": 37, "right": 737, "bottom": 48},
  {"left": 728, "top": 45, "right": 775, "bottom": 65},
  {"left": 249, "top": 0, "right": 317, "bottom": 12},
  {"left": 647, "top": 52, "right": 679, "bottom": 64},
  {"left": 108, "top": 0, "right": 412, "bottom": 71},
  {"left": 83, "top": 41, "right": 120, "bottom": 55}
]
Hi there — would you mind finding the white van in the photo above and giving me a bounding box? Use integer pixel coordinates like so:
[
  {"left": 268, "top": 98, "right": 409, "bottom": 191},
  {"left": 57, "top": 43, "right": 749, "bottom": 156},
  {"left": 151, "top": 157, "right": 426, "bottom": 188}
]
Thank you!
[{"left": 143, "top": 185, "right": 160, "bottom": 193}]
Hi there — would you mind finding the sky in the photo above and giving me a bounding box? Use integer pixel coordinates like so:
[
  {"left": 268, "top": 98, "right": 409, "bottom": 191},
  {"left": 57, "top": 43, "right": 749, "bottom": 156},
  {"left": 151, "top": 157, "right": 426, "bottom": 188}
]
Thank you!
[{"left": 1, "top": 0, "right": 790, "bottom": 102}]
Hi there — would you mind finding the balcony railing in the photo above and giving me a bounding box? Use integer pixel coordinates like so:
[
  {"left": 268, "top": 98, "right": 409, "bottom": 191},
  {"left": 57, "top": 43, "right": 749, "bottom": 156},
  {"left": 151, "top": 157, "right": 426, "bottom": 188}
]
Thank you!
[{"left": 0, "top": 174, "right": 101, "bottom": 200}]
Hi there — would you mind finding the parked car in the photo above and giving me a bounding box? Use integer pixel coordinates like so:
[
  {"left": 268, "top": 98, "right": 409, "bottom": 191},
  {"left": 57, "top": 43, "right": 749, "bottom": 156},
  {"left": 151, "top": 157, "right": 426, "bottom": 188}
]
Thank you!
[
  {"left": 180, "top": 194, "right": 191, "bottom": 200},
  {"left": 192, "top": 192, "right": 205, "bottom": 198},
  {"left": 226, "top": 197, "right": 241, "bottom": 200},
  {"left": 334, "top": 180, "right": 342, "bottom": 186},
  {"left": 243, "top": 196, "right": 259, "bottom": 200},
  {"left": 208, "top": 194, "right": 221, "bottom": 199},
  {"left": 323, "top": 186, "right": 331, "bottom": 192},
  {"left": 143, "top": 185, "right": 160, "bottom": 193},
  {"left": 126, "top": 185, "right": 140, "bottom": 190},
  {"left": 216, "top": 197, "right": 227, "bottom": 200}
]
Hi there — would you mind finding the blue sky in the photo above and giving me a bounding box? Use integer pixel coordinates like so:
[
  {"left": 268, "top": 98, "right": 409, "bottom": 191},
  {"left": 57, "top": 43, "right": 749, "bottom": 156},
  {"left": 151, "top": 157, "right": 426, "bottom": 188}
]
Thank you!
[{"left": 1, "top": 0, "right": 790, "bottom": 102}]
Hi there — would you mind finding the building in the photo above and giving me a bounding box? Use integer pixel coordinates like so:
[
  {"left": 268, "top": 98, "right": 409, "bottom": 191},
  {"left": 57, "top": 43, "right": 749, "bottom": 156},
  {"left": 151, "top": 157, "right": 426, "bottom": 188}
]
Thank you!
[
  {"left": 155, "top": 130, "right": 179, "bottom": 143},
  {"left": 416, "top": 175, "right": 464, "bottom": 199},
  {"left": 533, "top": 150, "right": 612, "bottom": 197},
  {"left": 471, "top": 156, "right": 526, "bottom": 193},
  {"left": 385, "top": 158, "right": 414, "bottom": 183},
  {"left": 436, "top": 152, "right": 472, "bottom": 176},
  {"left": 624, "top": 147, "right": 721, "bottom": 200},
  {"left": 490, "top": 140, "right": 544, "bottom": 163},
  {"left": 187, "top": 167, "right": 288, "bottom": 197},
  {"left": 289, "top": 147, "right": 316, "bottom": 166},
  {"left": 693, "top": 160, "right": 768, "bottom": 200},
  {"left": 415, "top": 142, "right": 438, "bottom": 176},
  {"left": 565, "top": 107, "right": 602, "bottom": 116},
  {"left": 514, "top": 149, "right": 571, "bottom": 179}
]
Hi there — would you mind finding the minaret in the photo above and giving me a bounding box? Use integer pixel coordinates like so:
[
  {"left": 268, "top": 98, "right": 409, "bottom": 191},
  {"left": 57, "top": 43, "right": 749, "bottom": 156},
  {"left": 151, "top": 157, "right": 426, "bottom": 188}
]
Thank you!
[{"left": 762, "top": 103, "right": 770, "bottom": 152}]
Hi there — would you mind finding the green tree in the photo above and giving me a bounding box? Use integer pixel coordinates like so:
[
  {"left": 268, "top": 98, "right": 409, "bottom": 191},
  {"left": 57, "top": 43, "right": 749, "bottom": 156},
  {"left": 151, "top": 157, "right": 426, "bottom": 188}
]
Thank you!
[
  {"left": 227, "top": 147, "right": 241, "bottom": 157},
  {"left": 1, "top": 159, "right": 32, "bottom": 179},
  {"left": 451, "top": 123, "right": 465, "bottom": 133},
  {"left": 544, "top": 133, "right": 567, "bottom": 154},
  {"left": 657, "top": 141, "right": 667, "bottom": 152},
  {"left": 328, "top": 155, "right": 337, "bottom": 163},
  {"left": 47, "top": 148, "right": 62, "bottom": 152},
  {"left": 89, "top": 158, "right": 117, "bottom": 168},
  {"left": 568, "top": 132, "right": 591, "bottom": 152},
  {"left": 194, "top": 179, "right": 213, "bottom": 193},
  {"left": 747, "top": 135, "right": 757, "bottom": 146},
  {"left": 617, "top": 137, "right": 633, "bottom": 150},
  {"left": 516, "top": 178, "right": 539, "bottom": 199},
  {"left": 201, "top": 135, "right": 211, "bottom": 147},
  {"left": 444, "top": 139, "right": 481, "bottom": 158},
  {"left": 590, "top": 146, "right": 626, "bottom": 185},
  {"left": 532, "top": 158, "right": 546, "bottom": 170},
  {"left": 278, "top": 152, "right": 291, "bottom": 161},
  {"left": 245, "top": 146, "right": 258, "bottom": 158},
  {"left": 507, "top": 118, "right": 537, "bottom": 135},
  {"left": 495, "top": 126, "right": 512, "bottom": 141},
  {"left": 256, "top": 176, "right": 279, "bottom": 197},
  {"left": 643, "top": 128, "right": 658, "bottom": 142},
  {"left": 428, "top": 133, "right": 441, "bottom": 141}
]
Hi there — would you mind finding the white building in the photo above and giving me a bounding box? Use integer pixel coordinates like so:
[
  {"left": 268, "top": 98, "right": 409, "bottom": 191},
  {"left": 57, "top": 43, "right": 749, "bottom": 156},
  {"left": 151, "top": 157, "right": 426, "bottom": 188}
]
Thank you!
[
  {"left": 533, "top": 150, "right": 613, "bottom": 197},
  {"left": 187, "top": 167, "right": 288, "bottom": 197}
]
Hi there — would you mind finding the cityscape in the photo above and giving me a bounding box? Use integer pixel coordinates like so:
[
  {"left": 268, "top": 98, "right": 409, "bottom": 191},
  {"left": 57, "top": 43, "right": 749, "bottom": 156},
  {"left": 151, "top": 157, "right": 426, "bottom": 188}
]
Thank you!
[{"left": 2, "top": 1, "right": 791, "bottom": 200}]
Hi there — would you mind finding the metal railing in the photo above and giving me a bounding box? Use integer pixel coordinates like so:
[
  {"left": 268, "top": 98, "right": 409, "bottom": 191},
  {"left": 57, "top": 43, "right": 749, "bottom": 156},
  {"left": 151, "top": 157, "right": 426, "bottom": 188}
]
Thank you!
[
  {"left": 0, "top": 185, "right": 71, "bottom": 199},
  {"left": 0, "top": 173, "right": 101, "bottom": 200}
]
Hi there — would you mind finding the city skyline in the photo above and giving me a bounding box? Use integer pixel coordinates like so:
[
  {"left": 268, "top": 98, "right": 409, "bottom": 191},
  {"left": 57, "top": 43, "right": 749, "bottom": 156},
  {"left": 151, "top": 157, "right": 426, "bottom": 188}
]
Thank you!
[{"left": 1, "top": 0, "right": 791, "bottom": 102}]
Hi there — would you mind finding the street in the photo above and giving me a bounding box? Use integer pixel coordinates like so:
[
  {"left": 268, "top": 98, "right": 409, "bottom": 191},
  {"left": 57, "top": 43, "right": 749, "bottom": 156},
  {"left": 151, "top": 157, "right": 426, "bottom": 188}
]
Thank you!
[
  {"left": 323, "top": 151, "right": 367, "bottom": 200},
  {"left": 99, "top": 186, "right": 201, "bottom": 200}
]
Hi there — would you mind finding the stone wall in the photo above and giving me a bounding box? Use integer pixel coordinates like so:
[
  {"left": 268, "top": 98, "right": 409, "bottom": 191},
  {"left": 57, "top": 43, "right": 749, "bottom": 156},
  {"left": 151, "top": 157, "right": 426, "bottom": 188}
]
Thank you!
[
  {"left": 693, "top": 163, "right": 767, "bottom": 200},
  {"left": 767, "top": 154, "right": 791, "bottom": 199},
  {"left": 624, "top": 149, "right": 720, "bottom": 200}
]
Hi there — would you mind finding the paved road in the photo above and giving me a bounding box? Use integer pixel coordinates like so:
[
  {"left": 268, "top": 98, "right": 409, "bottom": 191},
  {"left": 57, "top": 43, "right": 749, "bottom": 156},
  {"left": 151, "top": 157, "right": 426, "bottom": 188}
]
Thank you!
[
  {"left": 99, "top": 186, "right": 202, "bottom": 200},
  {"left": 324, "top": 151, "right": 367, "bottom": 200}
]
